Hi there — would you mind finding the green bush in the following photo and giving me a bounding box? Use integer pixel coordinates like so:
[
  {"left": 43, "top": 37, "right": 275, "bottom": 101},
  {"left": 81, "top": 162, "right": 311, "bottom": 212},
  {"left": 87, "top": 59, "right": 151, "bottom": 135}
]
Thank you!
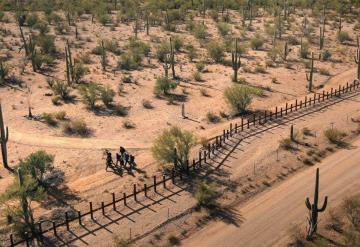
[
  {"left": 113, "top": 104, "right": 128, "bottom": 116},
  {"left": 154, "top": 76, "right": 177, "bottom": 96},
  {"left": 172, "top": 35, "right": 183, "bottom": 51},
  {"left": 35, "top": 35, "right": 56, "bottom": 55},
  {"left": 34, "top": 21, "right": 49, "bottom": 34},
  {"left": 156, "top": 41, "right": 171, "bottom": 62},
  {"left": 99, "top": 85, "right": 115, "bottom": 108},
  {"left": 118, "top": 52, "right": 139, "bottom": 70},
  {"left": 151, "top": 126, "right": 197, "bottom": 169},
  {"left": 337, "top": 31, "right": 351, "bottom": 43},
  {"left": 224, "top": 85, "right": 253, "bottom": 114},
  {"left": 250, "top": 33, "right": 264, "bottom": 50},
  {"left": 186, "top": 44, "right": 197, "bottom": 61},
  {"left": 194, "top": 180, "right": 218, "bottom": 206},
  {"left": 207, "top": 41, "right": 224, "bottom": 63},
  {"left": 42, "top": 113, "right": 58, "bottom": 127},
  {"left": 196, "top": 62, "right": 205, "bottom": 72},
  {"left": 73, "top": 63, "right": 88, "bottom": 83},
  {"left": 193, "top": 71, "right": 202, "bottom": 82},
  {"left": 54, "top": 111, "right": 67, "bottom": 120},
  {"left": 324, "top": 128, "right": 346, "bottom": 145},
  {"left": 27, "top": 14, "right": 39, "bottom": 28},
  {"left": 207, "top": 112, "right": 221, "bottom": 123},
  {"left": 193, "top": 24, "right": 208, "bottom": 40},
  {"left": 321, "top": 50, "right": 332, "bottom": 61},
  {"left": 51, "top": 80, "right": 69, "bottom": 100},
  {"left": 63, "top": 119, "right": 90, "bottom": 137},
  {"left": 217, "top": 22, "right": 230, "bottom": 36},
  {"left": 279, "top": 138, "right": 294, "bottom": 150},
  {"left": 79, "top": 82, "right": 99, "bottom": 109},
  {"left": 300, "top": 41, "right": 309, "bottom": 59},
  {"left": 103, "top": 39, "right": 120, "bottom": 54}
]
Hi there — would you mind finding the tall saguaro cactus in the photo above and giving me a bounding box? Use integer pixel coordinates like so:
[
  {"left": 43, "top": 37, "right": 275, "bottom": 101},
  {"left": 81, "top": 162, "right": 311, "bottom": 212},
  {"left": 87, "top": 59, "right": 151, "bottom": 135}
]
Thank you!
[
  {"left": 162, "top": 54, "right": 171, "bottom": 78},
  {"left": 65, "top": 40, "right": 74, "bottom": 85},
  {"left": 0, "top": 103, "right": 9, "bottom": 169},
  {"left": 306, "top": 52, "right": 315, "bottom": 92},
  {"left": 355, "top": 37, "right": 360, "bottom": 80},
  {"left": 319, "top": 25, "right": 325, "bottom": 51},
  {"left": 101, "top": 40, "right": 106, "bottom": 71},
  {"left": 169, "top": 38, "right": 176, "bottom": 79},
  {"left": 305, "top": 168, "right": 328, "bottom": 240},
  {"left": 231, "top": 38, "right": 241, "bottom": 82}
]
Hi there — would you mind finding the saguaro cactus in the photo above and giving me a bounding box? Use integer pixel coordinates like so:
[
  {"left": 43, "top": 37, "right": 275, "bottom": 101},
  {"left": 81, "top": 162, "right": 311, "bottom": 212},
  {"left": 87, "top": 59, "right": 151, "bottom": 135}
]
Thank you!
[
  {"left": 305, "top": 168, "right": 328, "bottom": 240},
  {"left": 169, "top": 38, "right": 176, "bottom": 79},
  {"left": 355, "top": 37, "right": 360, "bottom": 80},
  {"left": 101, "top": 40, "right": 106, "bottom": 71},
  {"left": 319, "top": 25, "right": 325, "bottom": 51},
  {"left": 283, "top": 42, "right": 289, "bottom": 61},
  {"left": 306, "top": 52, "right": 315, "bottom": 92},
  {"left": 19, "top": 25, "right": 28, "bottom": 56},
  {"left": 65, "top": 40, "right": 74, "bottom": 85},
  {"left": 231, "top": 38, "right": 241, "bottom": 82},
  {"left": 0, "top": 103, "right": 9, "bottom": 169},
  {"left": 162, "top": 54, "right": 171, "bottom": 78}
]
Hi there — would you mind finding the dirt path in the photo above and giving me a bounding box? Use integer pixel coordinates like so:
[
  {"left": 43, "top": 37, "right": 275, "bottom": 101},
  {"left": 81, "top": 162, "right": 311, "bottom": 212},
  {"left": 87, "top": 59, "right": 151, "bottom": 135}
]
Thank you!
[{"left": 182, "top": 138, "right": 360, "bottom": 247}]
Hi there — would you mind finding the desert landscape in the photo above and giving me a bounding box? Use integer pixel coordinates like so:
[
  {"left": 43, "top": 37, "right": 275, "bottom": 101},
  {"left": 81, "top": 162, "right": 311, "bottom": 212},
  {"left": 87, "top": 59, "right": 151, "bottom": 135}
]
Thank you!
[{"left": 0, "top": 0, "right": 360, "bottom": 246}]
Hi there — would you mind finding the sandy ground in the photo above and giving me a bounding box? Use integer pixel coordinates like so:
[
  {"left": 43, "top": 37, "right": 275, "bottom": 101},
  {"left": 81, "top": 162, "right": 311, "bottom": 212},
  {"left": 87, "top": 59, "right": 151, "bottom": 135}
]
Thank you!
[{"left": 181, "top": 138, "right": 360, "bottom": 247}]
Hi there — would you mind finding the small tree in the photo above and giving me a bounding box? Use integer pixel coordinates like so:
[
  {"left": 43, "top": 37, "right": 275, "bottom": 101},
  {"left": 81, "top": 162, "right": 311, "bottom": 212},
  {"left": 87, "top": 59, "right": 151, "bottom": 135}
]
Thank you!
[
  {"left": 99, "top": 85, "right": 115, "bottom": 108},
  {"left": 224, "top": 85, "right": 253, "bottom": 114},
  {"left": 79, "top": 82, "right": 99, "bottom": 109},
  {"left": 151, "top": 126, "right": 196, "bottom": 170},
  {"left": 250, "top": 33, "right": 264, "bottom": 50},
  {"left": 194, "top": 180, "right": 218, "bottom": 207},
  {"left": 51, "top": 80, "right": 70, "bottom": 100},
  {"left": 207, "top": 41, "right": 224, "bottom": 63},
  {"left": 73, "top": 63, "right": 88, "bottom": 83},
  {"left": 154, "top": 76, "right": 177, "bottom": 96}
]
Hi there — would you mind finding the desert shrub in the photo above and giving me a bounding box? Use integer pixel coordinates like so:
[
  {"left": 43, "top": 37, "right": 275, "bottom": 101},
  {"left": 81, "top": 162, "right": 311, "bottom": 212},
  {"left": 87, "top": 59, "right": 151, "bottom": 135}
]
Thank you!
[
  {"left": 207, "top": 112, "right": 220, "bottom": 123},
  {"left": 103, "top": 39, "right": 119, "bottom": 54},
  {"left": 207, "top": 41, "right": 224, "bottom": 63},
  {"left": 123, "top": 120, "right": 135, "bottom": 129},
  {"left": 326, "top": 210, "right": 344, "bottom": 233},
  {"left": 217, "top": 22, "right": 230, "bottom": 36},
  {"left": 151, "top": 126, "right": 196, "bottom": 169},
  {"left": 51, "top": 80, "right": 69, "bottom": 100},
  {"left": 287, "top": 35, "right": 300, "bottom": 45},
  {"left": 194, "top": 180, "right": 218, "bottom": 206},
  {"left": 224, "top": 85, "right": 253, "bottom": 114},
  {"left": 172, "top": 35, "right": 183, "bottom": 51},
  {"left": 302, "top": 127, "right": 312, "bottom": 136},
  {"left": 196, "top": 62, "right": 205, "bottom": 72},
  {"left": 303, "top": 157, "right": 313, "bottom": 165},
  {"left": 0, "top": 61, "right": 10, "bottom": 82},
  {"left": 337, "top": 31, "right": 351, "bottom": 43},
  {"left": 33, "top": 53, "right": 55, "bottom": 69},
  {"left": 113, "top": 236, "right": 131, "bottom": 247},
  {"left": 142, "top": 100, "right": 153, "bottom": 109},
  {"left": 193, "top": 71, "right": 202, "bottom": 82},
  {"left": 35, "top": 35, "right": 56, "bottom": 55},
  {"left": 121, "top": 74, "right": 133, "bottom": 84},
  {"left": 209, "top": 10, "right": 219, "bottom": 21},
  {"left": 51, "top": 96, "right": 61, "bottom": 105},
  {"left": 33, "top": 21, "right": 49, "bottom": 34},
  {"left": 99, "top": 85, "right": 115, "bottom": 107},
  {"left": 343, "top": 196, "right": 360, "bottom": 228},
  {"left": 279, "top": 138, "right": 294, "bottom": 150},
  {"left": 156, "top": 41, "right": 170, "bottom": 62},
  {"left": 63, "top": 119, "right": 90, "bottom": 137},
  {"left": 154, "top": 76, "right": 177, "bottom": 96},
  {"left": 79, "top": 82, "right": 99, "bottom": 109},
  {"left": 98, "top": 14, "right": 112, "bottom": 25},
  {"left": 128, "top": 37, "right": 151, "bottom": 57},
  {"left": 118, "top": 52, "right": 139, "bottom": 70},
  {"left": 324, "top": 128, "right": 346, "bottom": 145},
  {"left": 27, "top": 14, "right": 39, "bottom": 29},
  {"left": 255, "top": 66, "right": 266, "bottom": 74},
  {"left": 54, "top": 111, "right": 66, "bottom": 120},
  {"left": 113, "top": 104, "right": 128, "bottom": 116},
  {"left": 42, "top": 113, "right": 57, "bottom": 127},
  {"left": 319, "top": 68, "right": 330, "bottom": 76},
  {"left": 73, "top": 63, "right": 88, "bottom": 83},
  {"left": 321, "top": 50, "right": 332, "bottom": 61},
  {"left": 168, "top": 235, "right": 180, "bottom": 245},
  {"left": 193, "top": 24, "right": 208, "bottom": 40},
  {"left": 186, "top": 44, "right": 197, "bottom": 61},
  {"left": 250, "top": 33, "right": 264, "bottom": 50},
  {"left": 78, "top": 53, "right": 92, "bottom": 64}
]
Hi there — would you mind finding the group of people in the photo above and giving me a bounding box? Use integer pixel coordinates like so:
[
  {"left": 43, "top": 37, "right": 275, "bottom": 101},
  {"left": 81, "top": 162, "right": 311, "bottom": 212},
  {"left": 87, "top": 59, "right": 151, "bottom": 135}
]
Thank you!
[{"left": 105, "top": 146, "right": 136, "bottom": 172}]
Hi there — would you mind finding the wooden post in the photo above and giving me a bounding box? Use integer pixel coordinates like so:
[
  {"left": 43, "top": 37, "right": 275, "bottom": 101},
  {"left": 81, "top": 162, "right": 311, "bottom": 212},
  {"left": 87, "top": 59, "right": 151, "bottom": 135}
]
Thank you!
[
  {"left": 144, "top": 184, "right": 147, "bottom": 197},
  {"left": 112, "top": 193, "right": 116, "bottom": 210},
  {"left": 10, "top": 234, "right": 14, "bottom": 247},
  {"left": 101, "top": 202, "right": 105, "bottom": 215},
  {"left": 253, "top": 114, "right": 256, "bottom": 125},
  {"left": 65, "top": 212, "right": 70, "bottom": 231},
  {"left": 230, "top": 123, "right": 233, "bottom": 135},
  {"left": 269, "top": 111, "right": 272, "bottom": 120},
  {"left": 290, "top": 103, "right": 293, "bottom": 112},
  {"left": 153, "top": 176, "right": 157, "bottom": 192},
  {"left": 133, "top": 184, "right": 137, "bottom": 201},
  {"left": 163, "top": 175, "right": 166, "bottom": 188},
  {"left": 241, "top": 118, "right": 244, "bottom": 131},
  {"left": 280, "top": 107, "right": 283, "bottom": 117},
  {"left": 264, "top": 111, "right": 267, "bottom": 123},
  {"left": 322, "top": 91, "right": 325, "bottom": 101},
  {"left": 199, "top": 151, "right": 202, "bottom": 164},
  {"left": 123, "top": 192, "right": 127, "bottom": 205},
  {"left": 235, "top": 123, "right": 238, "bottom": 133},
  {"left": 305, "top": 96, "right": 307, "bottom": 106},
  {"left": 247, "top": 118, "right": 250, "bottom": 128},
  {"left": 285, "top": 103, "right": 288, "bottom": 114},
  {"left": 52, "top": 221, "right": 57, "bottom": 236},
  {"left": 327, "top": 91, "right": 329, "bottom": 99},
  {"left": 223, "top": 129, "right": 226, "bottom": 138},
  {"left": 78, "top": 211, "right": 82, "bottom": 225},
  {"left": 330, "top": 88, "right": 333, "bottom": 97},
  {"left": 295, "top": 99, "right": 298, "bottom": 110},
  {"left": 90, "top": 202, "right": 94, "bottom": 220},
  {"left": 300, "top": 100, "right": 302, "bottom": 108},
  {"left": 172, "top": 169, "right": 175, "bottom": 183},
  {"left": 275, "top": 106, "right": 278, "bottom": 118},
  {"left": 203, "top": 150, "right": 207, "bottom": 163}
]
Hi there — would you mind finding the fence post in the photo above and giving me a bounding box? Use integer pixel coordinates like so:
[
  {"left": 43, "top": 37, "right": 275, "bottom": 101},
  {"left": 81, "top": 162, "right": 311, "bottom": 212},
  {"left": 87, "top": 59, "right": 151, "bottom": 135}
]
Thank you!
[
  {"left": 186, "top": 160, "right": 190, "bottom": 174},
  {"left": 163, "top": 175, "right": 166, "bottom": 188},
  {"left": 327, "top": 91, "right": 329, "bottom": 99},
  {"left": 203, "top": 150, "right": 207, "bottom": 163},
  {"left": 313, "top": 93, "right": 316, "bottom": 105},
  {"left": 230, "top": 123, "right": 233, "bottom": 136},
  {"left": 322, "top": 91, "right": 325, "bottom": 101},
  {"left": 290, "top": 104, "right": 293, "bottom": 112},
  {"left": 235, "top": 123, "right": 238, "bottom": 133},
  {"left": 101, "top": 202, "right": 105, "bottom": 215},
  {"left": 295, "top": 99, "right": 298, "bottom": 110},
  {"left": 285, "top": 103, "right": 288, "bottom": 114},
  {"left": 241, "top": 118, "right": 244, "bottom": 131},
  {"left": 346, "top": 82, "right": 349, "bottom": 92},
  {"left": 275, "top": 106, "right": 278, "bottom": 118},
  {"left": 264, "top": 111, "right": 267, "bottom": 123},
  {"left": 172, "top": 169, "right": 175, "bottom": 183},
  {"left": 330, "top": 88, "right": 333, "bottom": 97},
  {"left": 123, "top": 192, "right": 127, "bottom": 206},
  {"left": 78, "top": 210, "right": 82, "bottom": 225},
  {"left": 153, "top": 176, "right": 157, "bottom": 193},
  {"left": 65, "top": 212, "right": 70, "bottom": 231},
  {"left": 112, "top": 193, "right": 116, "bottom": 210},
  {"left": 300, "top": 100, "right": 302, "bottom": 108},
  {"left": 52, "top": 221, "right": 57, "bottom": 236},
  {"left": 144, "top": 184, "right": 148, "bottom": 197},
  {"left": 318, "top": 94, "right": 321, "bottom": 103},
  {"left": 10, "top": 234, "right": 14, "bottom": 247},
  {"left": 305, "top": 96, "right": 307, "bottom": 106},
  {"left": 207, "top": 143, "right": 211, "bottom": 158},
  {"left": 338, "top": 85, "right": 341, "bottom": 95},
  {"left": 280, "top": 107, "right": 283, "bottom": 117},
  {"left": 223, "top": 129, "right": 226, "bottom": 138},
  {"left": 90, "top": 202, "right": 94, "bottom": 220},
  {"left": 247, "top": 118, "right": 250, "bottom": 128},
  {"left": 193, "top": 159, "right": 196, "bottom": 169},
  {"left": 133, "top": 184, "right": 137, "bottom": 201}
]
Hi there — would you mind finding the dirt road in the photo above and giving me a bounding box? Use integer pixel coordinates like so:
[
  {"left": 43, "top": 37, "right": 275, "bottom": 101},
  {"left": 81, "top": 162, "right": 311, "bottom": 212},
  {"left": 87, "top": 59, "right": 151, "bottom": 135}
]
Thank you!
[{"left": 182, "top": 138, "right": 360, "bottom": 247}]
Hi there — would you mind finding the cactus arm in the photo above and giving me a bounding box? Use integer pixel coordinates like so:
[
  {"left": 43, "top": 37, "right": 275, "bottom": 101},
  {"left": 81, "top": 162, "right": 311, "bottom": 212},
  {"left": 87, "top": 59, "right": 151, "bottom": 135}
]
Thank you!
[
  {"left": 318, "top": 196, "right": 328, "bottom": 212},
  {"left": 305, "top": 197, "right": 311, "bottom": 210}
]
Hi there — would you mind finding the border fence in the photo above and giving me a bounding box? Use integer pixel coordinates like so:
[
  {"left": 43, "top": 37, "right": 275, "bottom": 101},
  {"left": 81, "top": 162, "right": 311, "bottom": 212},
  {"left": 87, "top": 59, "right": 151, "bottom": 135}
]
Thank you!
[{"left": 6, "top": 80, "right": 360, "bottom": 246}]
